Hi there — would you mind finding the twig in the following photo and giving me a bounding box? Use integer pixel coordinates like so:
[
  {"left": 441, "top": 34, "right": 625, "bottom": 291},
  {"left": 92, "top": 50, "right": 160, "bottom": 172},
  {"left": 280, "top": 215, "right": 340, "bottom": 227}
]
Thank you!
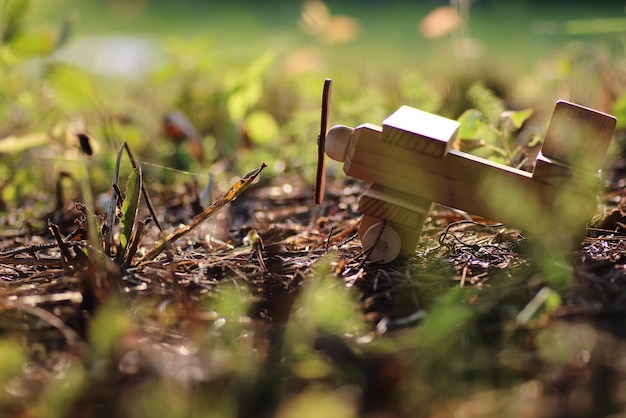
[
  {"left": 325, "top": 226, "right": 334, "bottom": 253},
  {"left": 0, "top": 257, "right": 63, "bottom": 267},
  {"left": 0, "top": 242, "right": 58, "bottom": 257},
  {"left": 357, "top": 220, "right": 388, "bottom": 268},
  {"left": 122, "top": 218, "right": 147, "bottom": 269},
  {"left": 48, "top": 221, "right": 73, "bottom": 270}
]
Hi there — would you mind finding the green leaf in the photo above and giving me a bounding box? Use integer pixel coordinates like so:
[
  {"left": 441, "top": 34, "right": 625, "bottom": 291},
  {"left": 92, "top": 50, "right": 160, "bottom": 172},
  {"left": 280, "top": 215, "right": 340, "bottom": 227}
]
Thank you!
[
  {"left": 1, "top": 0, "right": 30, "bottom": 42},
  {"left": 416, "top": 288, "right": 476, "bottom": 352},
  {"left": 227, "top": 79, "right": 262, "bottom": 122},
  {"left": 486, "top": 155, "right": 509, "bottom": 166},
  {"left": 457, "top": 109, "right": 486, "bottom": 140},
  {"left": 88, "top": 299, "right": 132, "bottom": 359},
  {"left": 612, "top": 93, "right": 626, "bottom": 130},
  {"left": 245, "top": 50, "right": 275, "bottom": 80},
  {"left": 527, "top": 133, "right": 543, "bottom": 148},
  {"left": 245, "top": 110, "right": 279, "bottom": 145},
  {"left": 224, "top": 51, "right": 274, "bottom": 122},
  {"left": 293, "top": 257, "right": 366, "bottom": 336},
  {"left": 46, "top": 64, "right": 97, "bottom": 110},
  {"left": 0, "top": 339, "right": 24, "bottom": 383},
  {"left": 467, "top": 82, "right": 504, "bottom": 124},
  {"left": 505, "top": 108, "right": 533, "bottom": 129},
  {"left": 119, "top": 167, "right": 141, "bottom": 251},
  {"left": 8, "top": 27, "right": 57, "bottom": 57}
]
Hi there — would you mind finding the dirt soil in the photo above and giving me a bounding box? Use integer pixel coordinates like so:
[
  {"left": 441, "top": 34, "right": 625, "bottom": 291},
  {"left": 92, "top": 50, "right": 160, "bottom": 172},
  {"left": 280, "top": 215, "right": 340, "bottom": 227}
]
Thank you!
[{"left": 1, "top": 163, "right": 626, "bottom": 417}]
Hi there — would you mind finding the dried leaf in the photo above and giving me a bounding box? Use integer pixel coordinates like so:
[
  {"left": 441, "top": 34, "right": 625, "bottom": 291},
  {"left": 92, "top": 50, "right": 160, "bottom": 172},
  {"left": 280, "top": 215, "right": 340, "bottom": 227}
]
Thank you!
[
  {"left": 420, "top": 6, "right": 461, "bottom": 39},
  {"left": 76, "top": 132, "right": 93, "bottom": 156},
  {"left": 104, "top": 143, "right": 126, "bottom": 255},
  {"left": 320, "top": 15, "right": 361, "bottom": 44}
]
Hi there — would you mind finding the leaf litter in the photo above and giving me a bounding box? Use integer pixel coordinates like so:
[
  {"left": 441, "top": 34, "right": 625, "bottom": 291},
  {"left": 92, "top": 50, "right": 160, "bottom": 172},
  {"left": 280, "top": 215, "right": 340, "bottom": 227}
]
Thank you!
[{"left": 0, "top": 150, "right": 626, "bottom": 416}]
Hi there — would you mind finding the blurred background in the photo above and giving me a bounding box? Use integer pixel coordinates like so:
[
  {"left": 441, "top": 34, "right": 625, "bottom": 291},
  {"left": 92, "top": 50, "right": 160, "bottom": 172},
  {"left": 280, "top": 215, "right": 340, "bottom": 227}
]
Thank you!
[
  {"left": 3, "top": 0, "right": 626, "bottom": 201},
  {"left": 29, "top": 0, "right": 625, "bottom": 77}
]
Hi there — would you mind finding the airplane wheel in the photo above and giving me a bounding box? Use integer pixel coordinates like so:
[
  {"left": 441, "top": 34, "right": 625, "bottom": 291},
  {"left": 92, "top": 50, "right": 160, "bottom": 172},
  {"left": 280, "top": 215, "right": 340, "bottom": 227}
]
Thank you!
[{"left": 362, "top": 223, "right": 401, "bottom": 263}]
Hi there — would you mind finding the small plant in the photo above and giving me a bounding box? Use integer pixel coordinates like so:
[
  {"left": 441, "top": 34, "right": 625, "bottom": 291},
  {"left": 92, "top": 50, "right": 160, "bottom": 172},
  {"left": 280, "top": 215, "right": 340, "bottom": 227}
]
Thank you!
[{"left": 457, "top": 82, "right": 535, "bottom": 168}]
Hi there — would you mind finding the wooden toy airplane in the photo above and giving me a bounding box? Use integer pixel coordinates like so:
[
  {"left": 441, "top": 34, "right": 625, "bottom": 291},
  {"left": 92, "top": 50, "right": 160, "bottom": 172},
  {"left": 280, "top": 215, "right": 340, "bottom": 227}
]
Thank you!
[{"left": 314, "top": 79, "right": 617, "bottom": 263}]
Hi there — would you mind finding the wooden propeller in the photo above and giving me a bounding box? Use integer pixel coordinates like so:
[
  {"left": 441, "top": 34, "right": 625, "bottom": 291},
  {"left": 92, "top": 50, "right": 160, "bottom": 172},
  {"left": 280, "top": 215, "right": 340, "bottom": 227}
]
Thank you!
[{"left": 314, "top": 78, "right": 332, "bottom": 205}]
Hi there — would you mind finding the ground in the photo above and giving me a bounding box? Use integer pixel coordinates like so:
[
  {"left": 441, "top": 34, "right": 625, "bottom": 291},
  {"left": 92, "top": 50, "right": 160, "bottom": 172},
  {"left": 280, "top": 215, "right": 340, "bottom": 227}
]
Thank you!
[{"left": 1, "top": 160, "right": 626, "bottom": 417}]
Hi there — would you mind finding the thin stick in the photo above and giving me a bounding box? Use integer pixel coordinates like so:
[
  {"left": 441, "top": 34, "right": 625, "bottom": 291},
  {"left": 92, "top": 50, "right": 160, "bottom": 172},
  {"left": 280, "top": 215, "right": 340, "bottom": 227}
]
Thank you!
[
  {"left": 123, "top": 143, "right": 165, "bottom": 234},
  {"left": 0, "top": 257, "right": 63, "bottom": 267}
]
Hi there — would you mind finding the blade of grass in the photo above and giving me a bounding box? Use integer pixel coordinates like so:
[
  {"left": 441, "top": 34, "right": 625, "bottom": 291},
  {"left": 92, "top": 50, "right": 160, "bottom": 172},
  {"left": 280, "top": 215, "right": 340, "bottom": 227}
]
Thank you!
[
  {"left": 137, "top": 162, "right": 267, "bottom": 264},
  {"left": 117, "top": 165, "right": 141, "bottom": 262},
  {"left": 105, "top": 142, "right": 164, "bottom": 261}
]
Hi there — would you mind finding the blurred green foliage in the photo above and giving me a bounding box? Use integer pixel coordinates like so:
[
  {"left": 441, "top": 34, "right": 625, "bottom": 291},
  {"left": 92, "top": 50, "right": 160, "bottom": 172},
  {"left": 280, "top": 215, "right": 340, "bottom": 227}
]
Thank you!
[
  {"left": 458, "top": 82, "right": 534, "bottom": 167},
  {"left": 2, "top": 0, "right": 623, "bottom": 208},
  {"left": 0, "top": 339, "right": 24, "bottom": 384}
]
